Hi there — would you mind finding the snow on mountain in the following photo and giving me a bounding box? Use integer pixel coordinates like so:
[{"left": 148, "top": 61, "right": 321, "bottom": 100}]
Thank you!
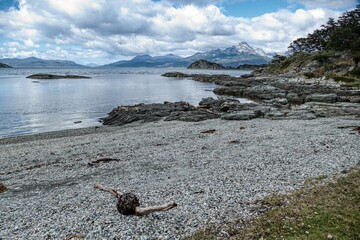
[
  {"left": 104, "top": 42, "right": 271, "bottom": 67},
  {"left": 254, "top": 47, "right": 268, "bottom": 57}
]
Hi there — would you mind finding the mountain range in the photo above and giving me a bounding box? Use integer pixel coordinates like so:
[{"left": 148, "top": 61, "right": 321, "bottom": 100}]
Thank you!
[
  {"left": 0, "top": 57, "right": 83, "bottom": 68},
  {"left": 105, "top": 42, "right": 271, "bottom": 68},
  {"left": 0, "top": 42, "right": 272, "bottom": 68}
]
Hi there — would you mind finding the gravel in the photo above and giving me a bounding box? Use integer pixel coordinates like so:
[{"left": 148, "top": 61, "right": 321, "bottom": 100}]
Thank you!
[{"left": 0, "top": 117, "right": 359, "bottom": 239}]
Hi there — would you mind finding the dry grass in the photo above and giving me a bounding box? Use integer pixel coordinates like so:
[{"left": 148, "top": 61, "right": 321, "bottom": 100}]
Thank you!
[{"left": 184, "top": 168, "right": 360, "bottom": 240}]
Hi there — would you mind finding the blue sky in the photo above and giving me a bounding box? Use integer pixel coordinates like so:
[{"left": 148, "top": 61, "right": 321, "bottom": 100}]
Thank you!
[{"left": 0, "top": 0, "right": 358, "bottom": 64}]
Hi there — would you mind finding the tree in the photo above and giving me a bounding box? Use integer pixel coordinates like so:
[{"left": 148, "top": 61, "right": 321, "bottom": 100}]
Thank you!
[{"left": 288, "top": 5, "right": 360, "bottom": 53}]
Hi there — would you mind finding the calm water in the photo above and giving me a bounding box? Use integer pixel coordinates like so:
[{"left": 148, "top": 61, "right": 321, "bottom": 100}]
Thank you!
[{"left": 0, "top": 67, "right": 250, "bottom": 138}]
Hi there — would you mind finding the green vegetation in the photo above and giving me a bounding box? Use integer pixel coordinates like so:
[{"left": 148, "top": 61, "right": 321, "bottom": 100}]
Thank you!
[
  {"left": 332, "top": 76, "right": 360, "bottom": 87},
  {"left": 289, "top": 5, "right": 360, "bottom": 53},
  {"left": 266, "top": 6, "right": 360, "bottom": 84},
  {"left": 184, "top": 168, "right": 360, "bottom": 240}
]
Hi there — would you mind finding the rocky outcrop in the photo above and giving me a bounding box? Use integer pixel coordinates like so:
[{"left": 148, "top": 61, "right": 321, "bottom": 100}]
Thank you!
[
  {"left": 162, "top": 72, "right": 360, "bottom": 119},
  {"left": 187, "top": 60, "right": 226, "bottom": 69},
  {"left": 0, "top": 62, "right": 12, "bottom": 68},
  {"left": 101, "top": 102, "right": 220, "bottom": 126},
  {"left": 26, "top": 74, "right": 91, "bottom": 79}
]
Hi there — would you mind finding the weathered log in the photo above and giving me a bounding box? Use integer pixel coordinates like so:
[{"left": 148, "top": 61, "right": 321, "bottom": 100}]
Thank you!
[{"left": 94, "top": 184, "right": 177, "bottom": 216}]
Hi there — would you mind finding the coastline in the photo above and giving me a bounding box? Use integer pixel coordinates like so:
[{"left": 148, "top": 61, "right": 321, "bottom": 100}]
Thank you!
[{"left": 1, "top": 117, "right": 359, "bottom": 239}]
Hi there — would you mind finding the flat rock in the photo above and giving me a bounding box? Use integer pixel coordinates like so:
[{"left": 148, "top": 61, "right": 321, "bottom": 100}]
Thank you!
[
  {"left": 305, "top": 93, "right": 338, "bottom": 103},
  {"left": 221, "top": 110, "right": 264, "bottom": 120},
  {"left": 102, "top": 101, "right": 220, "bottom": 126},
  {"left": 26, "top": 74, "right": 91, "bottom": 79}
]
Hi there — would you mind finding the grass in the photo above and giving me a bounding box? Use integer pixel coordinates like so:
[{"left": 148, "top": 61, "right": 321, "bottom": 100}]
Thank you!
[
  {"left": 184, "top": 168, "right": 360, "bottom": 240},
  {"left": 332, "top": 75, "right": 360, "bottom": 87}
]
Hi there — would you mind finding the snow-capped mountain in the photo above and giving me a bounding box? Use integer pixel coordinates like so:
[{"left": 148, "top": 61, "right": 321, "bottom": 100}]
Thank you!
[
  {"left": 185, "top": 42, "right": 271, "bottom": 67},
  {"left": 104, "top": 42, "right": 271, "bottom": 68},
  {"left": 221, "top": 42, "right": 268, "bottom": 56}
]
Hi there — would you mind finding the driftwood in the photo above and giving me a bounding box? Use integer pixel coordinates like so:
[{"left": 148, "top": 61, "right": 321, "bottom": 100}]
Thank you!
[{"left": 94, "top": 184, "right": 177, "bottom": 216}]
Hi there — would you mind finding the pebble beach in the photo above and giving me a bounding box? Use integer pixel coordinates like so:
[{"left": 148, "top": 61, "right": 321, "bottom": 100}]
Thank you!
[{"left": 1, "top": 117, "right": 359, "bottom": 239}]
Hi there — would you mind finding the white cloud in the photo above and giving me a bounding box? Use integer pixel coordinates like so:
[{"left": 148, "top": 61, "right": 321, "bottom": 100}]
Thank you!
[
  {"left": 291, "top": 0, "right": 358, "bottom": 8},
  {"left": 0, "top": 0, "right": 347, "bottom": 63}
]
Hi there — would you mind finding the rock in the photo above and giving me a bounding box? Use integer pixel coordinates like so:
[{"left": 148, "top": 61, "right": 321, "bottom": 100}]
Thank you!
[
  {"left": 161, "top": 72, "right": 190, "bottom": 78},
  {"left": 187, "top": 59, "right": 226, "bottom": 69},
  {"left": 221, "top": 110, "right": 264, "bottom": 120},
  {"left": 102, "top": 101, "right": 219, "bottom": 126},
  {"left": 198, "top": 97, "right": 240, "bottom": 112},
  {"left": 302, "top": 102, "right": 360, "bottom": 117},
  {"left": 243, "top": 85, "right": 287, "bottom": 100},
  {"left": 305, "top": 93, "right": 338, "bottom": 103},
  {"left": 265, "top": 111, "right": 287, "bottom": 120},
  {"left": 0, "top": 62, "right": 12, "bottom": 68},
  {"left": 165, "top": 110, "right": 219, "bottom": 122},
  {"left": 265, "top": 98, "right": 288, "bottom": 106},
  {"left": 198, "top": 97, "right": 224, "bottom": 108},
  {"left": 286, "top": 92, "right": 304, "bottom": 104},
  {"left": 26, "top": 74, "right": 91, "bottom": 79},
  {"left": 214, "top": 86, "right": 244, "bottom": 97}
]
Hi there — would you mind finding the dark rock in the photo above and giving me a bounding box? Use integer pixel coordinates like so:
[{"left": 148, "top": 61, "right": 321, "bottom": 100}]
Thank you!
[
  {"left": 221, "top": 110, "right": 264, "bottom": 120},
  {"left": 102, "top": 101, "right": 219, "bottom": 126},
  {"left": 0, "top": 62, "right": 12, "bottom": 68},
  {"left": 199, "top": 97, "right": 241, "bottom": 112},
  {"left": 26, "top": 74, "right": 91, "bottom": 79},
  {"left": 286, "top": 92, "right": 304, "bottom": 104},
  {"left": 187, "top": 59, "right": 226, "bottom": 69},
  {"left": 161, "top": 72, "right": 190, "bottom": 78},
  {"left": 305, "top": 93, "right": 338, "bottom": 103},
  {"left": 241, "top": 73, "right": 255, "bottom": 78}
]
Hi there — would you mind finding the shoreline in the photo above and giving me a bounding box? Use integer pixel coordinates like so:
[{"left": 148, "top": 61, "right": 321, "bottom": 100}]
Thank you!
[{"left": 1, "top": 117, "right": 359, "bottom": 239}]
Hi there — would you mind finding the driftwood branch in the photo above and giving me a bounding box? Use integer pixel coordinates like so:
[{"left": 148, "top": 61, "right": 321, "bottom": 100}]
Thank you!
[
  {"left": 94, "top": 183, "right": 123, "bottom": 198},
  {"left": 135, "top": 201, "right": 177, "bottom": 216},
  {"left": 94, "top": 184, "right": 177, "bottom": 216}
]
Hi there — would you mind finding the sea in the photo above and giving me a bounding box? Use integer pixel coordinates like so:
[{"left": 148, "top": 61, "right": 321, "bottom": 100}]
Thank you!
[{"left": 0, "top": 67, "right": 251, "bottom": 138}]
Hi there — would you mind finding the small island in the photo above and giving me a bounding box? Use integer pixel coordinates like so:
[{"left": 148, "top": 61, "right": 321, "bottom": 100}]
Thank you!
[
  {"left": 26, "top": 74, "right": 91, "bottom": 79},
  {"left": 0, "top": 62, "right": 12, "bottom": 68},
  {"left": 187, "top": 59, "right": 226, "bottom": 69}
]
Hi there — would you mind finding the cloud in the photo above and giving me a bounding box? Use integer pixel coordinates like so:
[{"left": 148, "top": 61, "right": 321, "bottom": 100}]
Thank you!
[
  {"left": 0, "top": 0, "right": 346, "bottom": 64},
  {"left": 290, "top": 0, "right": 358, "bottom": 8}
]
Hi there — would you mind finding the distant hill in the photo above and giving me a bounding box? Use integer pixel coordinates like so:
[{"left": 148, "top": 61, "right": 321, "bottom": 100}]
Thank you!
[
  {"left": 0, "top": 57, "right": 84, "bottom": 68},
  {"left": 85, "top": 63, "right": 100, "bottom": 67},
  {"left": 103, "top": 42, "right": 272, "bottom": 68},
  {"left": 104, "top": 54, "right": 189, "bottom": 67},
  {"left": 0, "top": 62, "right": 12, "bottom": 68},
  {"left": 187, "top": 59, "right": 226, "bottom": 69}
]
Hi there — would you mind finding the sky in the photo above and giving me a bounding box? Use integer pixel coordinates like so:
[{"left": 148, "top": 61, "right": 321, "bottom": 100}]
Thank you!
[{"left": 0, "top": 0, "right": 358, "bottom": 65}]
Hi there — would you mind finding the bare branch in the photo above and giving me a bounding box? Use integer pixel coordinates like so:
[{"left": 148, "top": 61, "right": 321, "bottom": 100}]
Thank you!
[
  {"left": 94, "top": 184, "right": 123, "bottom": 199},
  {"left": 135, "top": 201, "right": 177, "bottom": 216}
]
